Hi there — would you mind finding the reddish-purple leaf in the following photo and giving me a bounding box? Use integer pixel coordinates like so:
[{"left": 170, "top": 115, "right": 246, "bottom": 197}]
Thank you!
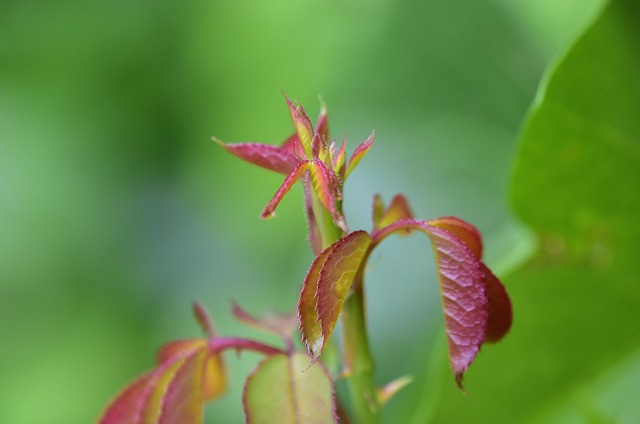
[
  {"left": 213, "top": 138, "right": 299, "bottom": 175},
  {"left": 231, "top": 303, "right": 298, "bottom": 342},
  {"left": 345, "top": 133, "right": 374, "bottom": 178},
  {"left": 243, "top": 353, "right": 337, "bottom": 424},
  {"left": 285, "top": 96, "right": 314, "bottom": 157},
  {"left": 298, "top": 246, "right": 333, "bottom": 359},
  {"left": 372, "top": 219, "right": 487, "bottom": 388},
  {"left": 372, "top": 194, "right": 414, "bottom": 234},
  {"left": 314, "top": 231, "right": 372, "bottom": 360},
  {"left": 428, "top": 216, "right": 483, "bottom": 259},
  {"left": 157, "top": 349, "right": 207, "bottom": 424},
  {"left": 99, "top": 371, "right": 155, "bottom": 424},
  {"left": 260, "top": 160, "right": 311, "bottom": 219},
  {"left": 480, "top": 263, "right": 512, "bottom": 343}
]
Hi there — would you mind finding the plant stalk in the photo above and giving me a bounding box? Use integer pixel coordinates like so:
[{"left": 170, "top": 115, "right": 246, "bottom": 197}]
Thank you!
[{"left": 308, "top": 188, "right": 380, "bottom": 423}]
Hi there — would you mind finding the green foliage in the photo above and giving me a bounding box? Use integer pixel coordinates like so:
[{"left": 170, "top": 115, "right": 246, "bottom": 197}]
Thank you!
[{"left": 429, "top": 1, "right": 640, "bottom": 423}]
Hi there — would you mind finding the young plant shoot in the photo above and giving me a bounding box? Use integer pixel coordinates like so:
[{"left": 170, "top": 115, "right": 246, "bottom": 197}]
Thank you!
[{"left": 99, "top": 94, "right": 512, "bottom": 424}]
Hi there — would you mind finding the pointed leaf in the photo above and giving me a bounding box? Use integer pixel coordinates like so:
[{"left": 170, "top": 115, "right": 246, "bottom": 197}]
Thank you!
[
  {"left": 231, "top": 303, "right": 298, "bottom": 342},
  {"left": 480, "top": 263, "right": 512, "bottom": 343},
  {"left": 260, "top": 160, "right": 310, "bottom": 219},
  {"left": 372, "top": 219, "right": 488, "bottom": 388},
  {"left": 243, "top": 353, "right": 336, "bottom": 424},
  {"left": 377, "top": 375, "right": 413, "bottom": 406},
  {"left": 99, "top": 372, "right": 155, "bottom": 424},
  {"left": 316, "top": 101, "right": 329, "bottom": 146},
  {"left": 428, "top": 216, "right": 483, "bottom": 259},
  {"left": 213, "top": 138, "right": 299, "bottom": 175},
  {"left": 193, "top": 301, "right": 215, "bottom": 339},
  {"left": 315, "top": 231, "right": 372, "bottom": 359},
  {"left": 298, "top": 246, "right": 333, "bottom": 359},
  {"left": 345, "top": 132, "right": 374, "bottom": 178},
  {"left": 373, "top": 194, "right": 414, "bottom": 233},
  {"left": 285, "top": 96, "right": 314, "bottom": 157},
  {"left": 332, "top": 138, "right": 346, "bottom": 174}
]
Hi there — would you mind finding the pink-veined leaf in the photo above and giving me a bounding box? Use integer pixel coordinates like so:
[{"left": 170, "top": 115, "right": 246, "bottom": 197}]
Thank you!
[
  {"left": 243, "top": 353, "right": 337, "bottom": 424},
  {"left": 285, "top": 96, "right": 314, "bottom": 157},
  {"left": 231, "top": 303, "right": 298, "bottom": 342},
  {"left": 212, "top": 138, "right": 299, "bottom": 175},
  {"left": 344, "top": 132, "right": 374, "bottom": 178},
  {"left": 298, "top": 246, "right": 334, "bottom": 360},
  {"left": 314, "top": 231, "right": 372, "bottom": 360},
  {"left": 373, "top": 194, "right": 414, "bottom": 234},
  {"left": 372, "top": 219, "right": 487, "bottom": 388},
  {"left": 309, "top": 159, "right": 346, "bottom": 231},
  {"left": 260, "top": 160, "right": 311, "bottom": 219},
  {"left": 480, "top": 263, "right": 512, "bottom": 343},
  {"left": 428, "top": 216, "right": 483, "bottom": 259}
]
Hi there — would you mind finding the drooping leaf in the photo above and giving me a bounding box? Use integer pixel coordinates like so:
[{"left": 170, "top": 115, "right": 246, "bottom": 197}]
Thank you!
[
  {"left": 428, "top": 217, "right": 483, "bottom": 259},
  {"left": 285, "top": 96, "right": 314, "bottom": 157},
  {"left": 231, "top": 302, "right": 298, "bottom": 342},
  {"left": 314, "top": 231, "right": 372, "bottom": 360},
  {"left": 260, "top": 160, "right": 311, "bottom": 219},
  {"left": 298, "top": 246, "right": 333, "bottom": 359},
  {"left": 243, "top": 353, "right": 336, "bottom": 424},
  {"left": 212, "top": 138, "right": 299, "bottom": 175},
  {"left": 372, "top": 219, "right": 488, "bottom": 387},
  {"left": 345, "top": 133, "right": 374, "bottom": 178}
]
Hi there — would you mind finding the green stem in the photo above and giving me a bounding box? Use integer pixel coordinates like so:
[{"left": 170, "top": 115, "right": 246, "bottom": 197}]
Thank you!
[
  {"left": 308, "top": 189, "right": 380, "bottom": 423},
  {"left": 342, "top": 276, "right": 380, "bottom": 423}
]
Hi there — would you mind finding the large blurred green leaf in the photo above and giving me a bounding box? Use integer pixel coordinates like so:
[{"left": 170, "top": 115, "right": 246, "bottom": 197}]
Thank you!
[{"left": 426, "top": 0, "right": 640, "bottom": 422}]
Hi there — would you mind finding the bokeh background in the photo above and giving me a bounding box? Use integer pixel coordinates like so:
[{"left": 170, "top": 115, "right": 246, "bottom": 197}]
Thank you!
[{"left": 4, "top": 0, "right": 632, "bottom": 422}]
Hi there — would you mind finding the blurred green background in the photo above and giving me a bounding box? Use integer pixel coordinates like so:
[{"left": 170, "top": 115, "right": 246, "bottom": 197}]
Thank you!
[{"left": 5, "top": 0, "right": 639, "bottom": 423}]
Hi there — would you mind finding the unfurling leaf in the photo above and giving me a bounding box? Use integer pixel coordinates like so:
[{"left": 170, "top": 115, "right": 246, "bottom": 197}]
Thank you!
[
  {"left": 243, "top": 353, "right": 336, "bottom": 424},
  {"left": 377, "top": 375, "right": 414, "bottom": 406},
  {"left": 212, "top": 138, "right": 299, "bottom": 175},
  {"left": 480, "top": 263, "right": 512, "bottom": 343},
  {"left": 372, "top": 194, "right": 414, "bottom": 233},
  {"left": 285, "top": 96, "right": 315, "bottom": 157}
]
